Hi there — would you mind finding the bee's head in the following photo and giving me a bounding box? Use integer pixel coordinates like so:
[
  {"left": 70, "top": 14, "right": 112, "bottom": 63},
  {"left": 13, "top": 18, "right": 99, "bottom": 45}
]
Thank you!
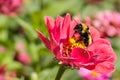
[
  {"left": 74, "top": 23, "right": 89, "bottom": 33},
  {"left": 74, "top": 24, "right": 83, "bottom": 33}
]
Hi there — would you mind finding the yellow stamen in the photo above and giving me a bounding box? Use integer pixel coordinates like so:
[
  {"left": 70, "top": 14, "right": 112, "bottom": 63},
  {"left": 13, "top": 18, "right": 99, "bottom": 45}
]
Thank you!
[
  {"left": 70, "top": 38, "right": 76, "bottom": 44},
  {"left": 69, "top": 38, "right": 86, "bottom": 49},
  {"left": 90, "top": 71, "right": 99, "bottom": 77},
  {"left": 62, "top": 37, "right": 87, "bottom": 57}
]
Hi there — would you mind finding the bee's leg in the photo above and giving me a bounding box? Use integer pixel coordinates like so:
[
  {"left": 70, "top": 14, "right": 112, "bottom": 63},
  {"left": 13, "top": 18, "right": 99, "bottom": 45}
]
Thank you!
[{"left": 84, "top": 40, "right": 88, "bottom": 46}]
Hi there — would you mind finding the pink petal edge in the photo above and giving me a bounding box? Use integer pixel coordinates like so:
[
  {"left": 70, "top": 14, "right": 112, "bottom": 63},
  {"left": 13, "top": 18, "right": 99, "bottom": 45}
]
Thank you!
[{"left": 36, "top": 29, "right": 51, "bottom": 50}]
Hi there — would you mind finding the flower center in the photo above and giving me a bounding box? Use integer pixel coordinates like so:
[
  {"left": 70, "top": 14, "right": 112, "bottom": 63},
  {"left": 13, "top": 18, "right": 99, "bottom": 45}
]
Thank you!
[
  {"left": 62, "top": 23, "right": 92, "bottom": 57},
  {"left": 62, "top": 37, "right": 87, "bottom": 57},
  {"left": 90, "top": 71, "right": 99, "bottom": 78},
  {"left": 69, "top": 38, "right": 86, "bottom": 49}
]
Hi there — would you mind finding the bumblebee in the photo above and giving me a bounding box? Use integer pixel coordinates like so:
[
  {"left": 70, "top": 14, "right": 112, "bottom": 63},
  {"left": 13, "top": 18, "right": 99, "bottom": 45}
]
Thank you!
[{"left": 73, "top": 23, "right": 92, "bottom": 46}]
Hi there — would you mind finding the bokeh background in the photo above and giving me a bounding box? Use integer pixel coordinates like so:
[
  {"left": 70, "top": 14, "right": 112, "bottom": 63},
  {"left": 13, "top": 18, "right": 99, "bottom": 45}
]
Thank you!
[{"left": 0, "top": 0, "right": 120, "bottom": 80}]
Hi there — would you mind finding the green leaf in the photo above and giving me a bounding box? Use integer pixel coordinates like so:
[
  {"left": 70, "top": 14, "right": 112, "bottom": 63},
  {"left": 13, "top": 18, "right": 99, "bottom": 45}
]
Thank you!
[
  {"left": 0, "top": 30, "right": 8, "bottom": 42},
  {"left": 42, "top": 0, "right": 79, "bottom": 17},
  {"left": 15, "top": 17, "right": 38, "bottom": 40},
  {"left": 28, "top": 43, "right": 39, "bottom": 63},
  {"left": 7, "top": 61, "right": 23, "bottom": 70},
  {"left": 38, "top": 66, "right": 58, "bottom": 80}
]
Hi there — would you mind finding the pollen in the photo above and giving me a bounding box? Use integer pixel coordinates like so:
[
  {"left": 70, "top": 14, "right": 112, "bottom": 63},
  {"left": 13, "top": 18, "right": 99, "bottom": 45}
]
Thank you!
[
  {"left": 90, "top": 71, "right": 99, "bottom": 77},
  {"left": 62, "top": 37, "right": 86, "bottom": 57},
  {"left": 70, "top": 38, "right": 76, "bottom": 44},
  {"left": 69, "top": 38, "right": 86, "bottom": 49}
]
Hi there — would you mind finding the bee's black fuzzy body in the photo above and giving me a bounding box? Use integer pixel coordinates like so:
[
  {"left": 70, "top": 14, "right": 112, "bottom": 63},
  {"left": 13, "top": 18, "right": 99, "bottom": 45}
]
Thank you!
[{"left": 74, "top": 24, "right": 92, "bottom": 46}]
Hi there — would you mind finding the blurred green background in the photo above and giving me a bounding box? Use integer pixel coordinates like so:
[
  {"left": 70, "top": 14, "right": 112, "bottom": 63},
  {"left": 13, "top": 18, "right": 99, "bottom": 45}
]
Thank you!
[{"left": 0, "top": 0, "right": 120, "bottom": 80}]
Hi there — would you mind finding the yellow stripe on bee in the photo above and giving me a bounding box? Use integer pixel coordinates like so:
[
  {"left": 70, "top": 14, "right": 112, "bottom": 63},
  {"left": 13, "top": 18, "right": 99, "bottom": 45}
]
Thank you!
[
  {"left": 88, "top": 35, "right": 92, "bottom": 45},
  {"left": 81, "top": 23, "right": 88, "bottom": 33},
  {"left": 81, "top": 23, "right": 92, "bottom": 45}
]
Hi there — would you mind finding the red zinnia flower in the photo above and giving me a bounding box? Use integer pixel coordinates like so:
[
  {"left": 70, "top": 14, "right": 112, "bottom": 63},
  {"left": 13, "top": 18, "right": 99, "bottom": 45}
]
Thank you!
[
  {"left": 0, "top": 0, "right": 23, "bottom": 16},
  {"left": 37, "top": 13, "right": 116, "bottom": 73}
]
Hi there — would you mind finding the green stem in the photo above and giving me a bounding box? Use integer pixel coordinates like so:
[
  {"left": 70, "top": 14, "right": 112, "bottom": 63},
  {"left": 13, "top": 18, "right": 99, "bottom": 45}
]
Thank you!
[{"left": 55, "top": 65, "right": 66, "bottom": 80}]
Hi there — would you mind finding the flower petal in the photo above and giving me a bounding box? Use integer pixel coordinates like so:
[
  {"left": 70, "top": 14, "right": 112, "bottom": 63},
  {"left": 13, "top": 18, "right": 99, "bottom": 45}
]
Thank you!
[
  {"left": 79, "top": 67, "right": 91, "bottom": 76},
  {"left": 88, "top": 39, "right": 116, "bottom": 63},
  {"left": 44, "top": 16, "right": 55, "bottom": 31},
  {"left": 52, "top": 15, "right": 63, "bottom": 42},
  {"left": 93, "top": 62, "right": 115, "bottom": 74},
  {"left": 89, "top": 25, "right": 100, "bottom": 41},
  {"left": 44, "top": 16, "right": 55, "bottom": 38},
  {"left": 36, "top": 29, "right": 51, "bottom": 50},
  {"left": 71, "top": 48, "right": 90, "bottom": 63},
  {"left": 60, "top": 13, "right": 71, "bottom": 40}
]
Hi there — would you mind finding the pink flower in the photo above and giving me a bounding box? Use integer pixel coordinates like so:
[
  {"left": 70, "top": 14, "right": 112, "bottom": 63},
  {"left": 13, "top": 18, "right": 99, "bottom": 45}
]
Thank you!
[
  {"left": 15, "top": 41, "right": 31, "bottom": 65},
  {"left": 37, "top": 13, "right": 116, "bottom": 73},
  {"left": 0, "top": 0, "right": 23, "bottom": 16},
  {"left": 16, "top": 42, "right": 25, "bottom": 52},
  {"left": 0, "top": 45, "right": 6, "bottom": 53},
  {"left": 78, "top": 67, "right": 111, "bottom": 80},
  {"left": 15, "top": 52, "right": 31, "bottom": 65},
  {"left": 0, "top": 65, "right": 17, "bottom": 80},
  {"left": 0, "top": 65, "right": 6, "bottom": 80},
  {"left": 86, "top": 11, "right": 120, "bottom": 38}
]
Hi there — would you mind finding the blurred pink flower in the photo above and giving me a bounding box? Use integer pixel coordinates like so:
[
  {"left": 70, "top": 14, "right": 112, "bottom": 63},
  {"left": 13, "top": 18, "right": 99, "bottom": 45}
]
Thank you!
[
  {"left": 86, "top": 11, "right": 120, "bottom": 38},
  {"left": 0, "top": 65, "right": 6, "bottom": 80},
  {"left": 79, "top": 67, "right": 110, "bottom": 80},
  {"left": 0, "top": 65, "right": 16, "bottom": 80},
  {"left": 0, "top": 45, "right": 6, "bottom": 53},
  {"left": 15, "top": 42, "right": 31, "bottom": 65},
  {"left": 15, "top": 52, "right": 31, "bottom": 65},
  {"left": 0, "top": 0, "right": 23, "bottom": 16},
  {"left": 16, "top": 42, "right": 25, "bottom": 52},
  {"left": 37, "top": 13, "right": 116, "bottom": 73}
]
